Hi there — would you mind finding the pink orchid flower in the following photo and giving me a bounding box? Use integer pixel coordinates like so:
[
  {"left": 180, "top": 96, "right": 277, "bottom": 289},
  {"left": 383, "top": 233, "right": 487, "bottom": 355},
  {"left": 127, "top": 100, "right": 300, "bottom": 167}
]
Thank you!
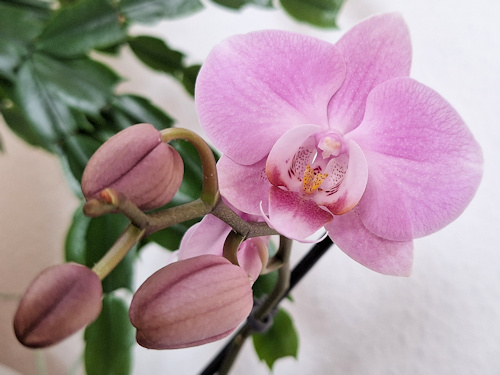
[{"left": 195, "top": 13, "right": 482, "bottom": 276}]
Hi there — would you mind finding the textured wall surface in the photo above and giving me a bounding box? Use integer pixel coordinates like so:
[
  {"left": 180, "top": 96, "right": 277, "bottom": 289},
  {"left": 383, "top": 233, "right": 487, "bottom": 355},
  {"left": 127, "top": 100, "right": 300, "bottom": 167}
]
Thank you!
[{"left": 1, "top": 0, "right": 498, "bottom": 374}]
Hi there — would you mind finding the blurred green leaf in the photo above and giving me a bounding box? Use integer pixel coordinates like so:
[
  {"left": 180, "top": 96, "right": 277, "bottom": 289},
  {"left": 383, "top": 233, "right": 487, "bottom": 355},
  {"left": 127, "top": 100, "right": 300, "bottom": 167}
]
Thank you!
[
  {"left": 129, "top": 35, "right": 185, "bottom": 78},
  {"left": 0, "top": 98, "right": 48, "bottom": 149},
  {"left": 27, "top": 53, "right": 121, "bottom": 114},
  {"left": 279, "top": 0, "right": 345, "bottom": 28},
  {"left": 37, "top": 0, "right": 127, "bottom": 58},
  {"left": 15, "top": 59, "right": 77, "bottom": 150},
  {"left": 170, "top": 139, "right": 203, "bottom": 200},
  {"left": 0, "top": 2, "right": 48, "bottom": 80},
  {"left": 181, "top": 64, "right": 201, "bottom": 96},
  {"left": 65, "top": 207, "right": 135, "bottom": 293},
  {"left": 0, "top": 0, "right": 52, "bottom": 19},
  {"left": 65, "top": 205, "right": 91, "bottom": 265},
  {"left": 252, "top": 270, "right": 278, "bottom": 299},
  {"left": 110, "top": 94, "right": 175, "bottom": 130},
  {"left": 0, "top": 1, "right": 49, "bottom": 41},
  {"left": 210, "top": 0, "right": 273, "bottom": 10},
  {"left": 59, "top": 133, "right": 102, "bottom": 183},
  {"left": 119, "top": 0, "right": 204, "bottom": 24},
  {"left": 253, "top": 308, "right": 299, "bottom": 369},
  {"left": 84, "top": 294, "right": 134, "bottom": 375}
]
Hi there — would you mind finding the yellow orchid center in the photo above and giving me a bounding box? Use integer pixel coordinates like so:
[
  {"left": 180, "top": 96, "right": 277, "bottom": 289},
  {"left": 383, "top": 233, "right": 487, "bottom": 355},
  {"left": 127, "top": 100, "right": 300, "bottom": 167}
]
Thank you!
[{"left": 302, "top": 165, "right": 328, "bottom": 194}]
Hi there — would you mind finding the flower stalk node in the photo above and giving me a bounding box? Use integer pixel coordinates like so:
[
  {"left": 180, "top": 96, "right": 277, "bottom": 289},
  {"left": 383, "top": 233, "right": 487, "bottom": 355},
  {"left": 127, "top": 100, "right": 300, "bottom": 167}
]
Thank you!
[{"left": 246, "top": 296, "right": 278, "bottom": 334}]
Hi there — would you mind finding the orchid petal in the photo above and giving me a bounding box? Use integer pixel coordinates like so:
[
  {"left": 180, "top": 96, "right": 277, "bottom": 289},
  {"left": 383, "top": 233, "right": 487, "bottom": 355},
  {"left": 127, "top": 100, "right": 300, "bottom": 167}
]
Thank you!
[
  {"left": 178, "top": 213, "right": 266, "bottom": 282},
  {"left": 318, "top": 140, "right": 368, "bottom": 214},
  {"left": 196, "top": 30, "right": 346, "bottom": 164},
  {"left": 218, "top": 156, "right": 271, "bottom": 215},
  {"left": 266, "top": 124, "right": 322, "bottom": 190},
  {"left": 347, "top": 78, "right": 483, "bottom": 241},
  {"left": 328, "top": 13, "right": 412, "bottom": 133},
  {"left": 238, "top": 237, "right": 267, "bottom": 283},
  {"left": 265, "top": 187, "right": 333, "bottom": 241},
  {"left": 178, "top": 215, "right": 230, "bottom": 260},
  {"left": 326, "top": 209, "right": 413, "bottom": 276}
]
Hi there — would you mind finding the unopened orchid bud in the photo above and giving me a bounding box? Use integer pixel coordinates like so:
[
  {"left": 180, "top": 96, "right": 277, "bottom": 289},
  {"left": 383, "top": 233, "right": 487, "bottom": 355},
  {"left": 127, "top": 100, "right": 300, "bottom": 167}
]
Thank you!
[
  {"left": 129, "top": 254, "right": 253, "bottom": 349},
  {"left": 82, "top": 123, "right": 184, "bottom": 211},
  {"left": 13, "top": 263, "right": 102, "bottom": 348}
]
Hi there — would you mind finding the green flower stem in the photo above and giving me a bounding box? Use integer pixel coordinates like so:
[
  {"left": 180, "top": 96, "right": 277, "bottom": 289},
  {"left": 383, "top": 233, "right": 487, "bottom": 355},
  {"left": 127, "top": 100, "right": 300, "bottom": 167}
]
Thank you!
[
  {"left": 145, "top": 198, "right": 213, "bottom": 235},
  {"left": 218, "top": 236, "right": 292, "bottom": 375},
  {"left": 222, "top": 231, "right": 245, "bottom": 266},
  {"left": 210, "top": 199, "right": 278, "bottom": 238},
  {"left": 160, "top": 128, "right": 219, "bottom": 207},
  {"left": 91, "top": 224, "right": 145, "bottom": 280}
]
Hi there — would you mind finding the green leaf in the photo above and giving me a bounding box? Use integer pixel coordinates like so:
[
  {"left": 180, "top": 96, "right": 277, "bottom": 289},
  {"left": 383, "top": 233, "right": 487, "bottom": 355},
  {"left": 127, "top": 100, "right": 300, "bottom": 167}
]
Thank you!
[
  {"left": 0, "top": 98, "right": 48, "bottom": 149},
  {"left": 0, "top": 0, "right": 52, "bottom": 20},
  {"left": 252, "top": 308, "right": 299, "bottom": 370},
  {"left": 182, "top": 64, "right": 201, "bottom": 96},
  {"left": 0, "top": 2, "right": 49, "bottom": 80},
  {"left": 28, "top": 53, "right": 121, "bottom": 114},
  {"left": 110, "top": 94, "right": 175, "bottom": 130},
  {"left": 252, "top": 270, "right": 278, "bottom": 299},
  {"left": 65, "top": 208, "right": 135, "bottom": 293},
  {"left": 84, "top": 294, "right": 134, "bottom": 375},
  {"left": 129, "top": 36, "right": 185, "bottom": 78},
  {"left": 119, "top": 0, "right": 204, "bottom": 24},
  {"left": 65, "top": 205, "right": 91, "bottom": 265},
  {"left": 37, "top": 0, "right": 127, "bottom": 57},
  {"left": 210, "top": 0, "right": 273, "bottom": 10},
  {"left": 13, "top": 52, "right": 120, "bottom": 151},
  {"left": 279, "top": 0, "right": 345, "bottom": 28},
  {"left": 58, "top": 133, "right": 102, "bottom": 183},
  {"left": 0, "top": 1, "right": 49, "bottom": 43},
  {"left": 15, "top": 59, "right": 77, "bottom": 150}
]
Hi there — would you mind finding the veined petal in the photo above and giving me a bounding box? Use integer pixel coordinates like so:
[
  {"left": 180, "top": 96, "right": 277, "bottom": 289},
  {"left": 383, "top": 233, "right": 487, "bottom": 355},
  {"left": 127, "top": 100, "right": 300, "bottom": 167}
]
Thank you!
[
  {"left": 218, "top": 156, "right": 271, "bottom": 215},
  {"left": 328, "top": 13, "right": 412, "bottom": 133},
  {"left": 347, "top": 78, "right": 483, "bottom": 241},
  {"left": 326, "top": 209, "right": 413, "bottom": 276},
  {"left": 178, "top": 214, "right": 265, "bottom": 282},
  {"left": 265, "top": 187, "right": 333, "bottom": 241},
  {"left": 318, "top": 140, "right": 368, "bottom": 214},
  {"left": 238, "top": 237, "right": 267, "bottom": 283},
  {"left": 266, "top": 124, "right": 322, "bottom": 190},
  {"left": 196, "top": 30, "right": 345, "bottom": 165},
  {"left": 178, "top": 215, "right": 230, "bottom": 260}
]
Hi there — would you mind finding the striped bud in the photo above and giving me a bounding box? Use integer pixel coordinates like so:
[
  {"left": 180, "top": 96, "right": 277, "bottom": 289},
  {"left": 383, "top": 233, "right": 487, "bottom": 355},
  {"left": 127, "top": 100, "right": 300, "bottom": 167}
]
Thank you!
[
  {"left": 13, "top": 263, "right": 102, "bottom": 348},
  {"left": 82, "top": 123, "right": 183, "bottom": 210},
  {"left": 129, "top": 255, "right": 253, "bottom": 349}
]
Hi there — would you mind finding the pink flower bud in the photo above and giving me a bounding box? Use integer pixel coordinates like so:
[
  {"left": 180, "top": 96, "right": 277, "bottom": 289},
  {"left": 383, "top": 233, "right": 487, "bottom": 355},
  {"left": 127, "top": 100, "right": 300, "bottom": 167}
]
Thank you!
[
  {"left": 13, "top": 263, "right": 102, "bottom": 348},
  {"left": 82, "top": 123, "right": 184, "bottom": 210},
  {"left": 129, "top": 255, "right": 253, "bottom": 349}
]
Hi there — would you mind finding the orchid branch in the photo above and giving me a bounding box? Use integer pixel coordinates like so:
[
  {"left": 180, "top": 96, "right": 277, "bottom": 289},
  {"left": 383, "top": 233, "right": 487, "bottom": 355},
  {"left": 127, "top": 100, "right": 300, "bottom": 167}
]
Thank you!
[{"left": 200, "top": 236, "right": 334, "bottom": 375}]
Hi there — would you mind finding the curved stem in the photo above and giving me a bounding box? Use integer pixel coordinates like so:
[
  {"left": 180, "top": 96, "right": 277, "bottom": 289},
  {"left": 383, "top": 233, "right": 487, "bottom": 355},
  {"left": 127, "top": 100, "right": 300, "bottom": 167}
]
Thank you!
[
  {"left": 160, "top": 128, "right": 219, "bottom": 207},
  {"left": 91, "top": 224, "right": 145, "bottom": 280},
  {"left": 211, "top": 199, "right": 278, "bottom": 238},
  {"left": 222, "top": 231, "right": 244, "bottom": 266}
]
